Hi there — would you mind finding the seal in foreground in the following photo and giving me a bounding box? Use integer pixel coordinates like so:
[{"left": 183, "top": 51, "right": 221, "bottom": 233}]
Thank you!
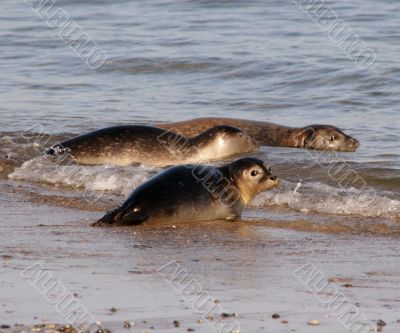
[
  {"left": 46, "top": 125, "right": 258, "bottom": 166},
  {"left": 157, "top": 117, "right": 360, "bottom": 152},
  {"left": 95, "top": 157, "right": 279, "bottom": 226}
]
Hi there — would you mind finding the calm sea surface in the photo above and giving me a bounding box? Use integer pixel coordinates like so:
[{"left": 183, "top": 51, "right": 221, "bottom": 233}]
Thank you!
[{"left": 0, "top": 0, "right": 399, "bottom": 224}]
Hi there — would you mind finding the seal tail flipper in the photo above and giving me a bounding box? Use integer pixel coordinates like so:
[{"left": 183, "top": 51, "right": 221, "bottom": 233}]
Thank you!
[
  {"left": 93, "top": 206, "right": 149, "bottom": 226},
  {"left": 45, "top": 144, "right": 65, "bottom": 156}
]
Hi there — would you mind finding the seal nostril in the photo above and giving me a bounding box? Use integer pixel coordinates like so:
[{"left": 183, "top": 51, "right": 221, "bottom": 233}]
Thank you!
[{"left": 269, "top": 175, "right": 277, "bottom": 181}]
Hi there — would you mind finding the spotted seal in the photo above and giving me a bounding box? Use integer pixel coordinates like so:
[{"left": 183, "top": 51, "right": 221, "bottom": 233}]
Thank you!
[
  {"left": 46, "top": 125, "right": 259, "bottom": 166},
  {"left": 157, "top": 117, "right": 359, "bottom": 151}
]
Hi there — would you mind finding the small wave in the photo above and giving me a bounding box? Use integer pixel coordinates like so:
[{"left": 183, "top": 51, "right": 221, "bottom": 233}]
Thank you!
[
  {"left": 100, "top": 57, "right": 229, "bottom": 75},
  {"left": 8, "top": 156, "right": 158, "bottom": 196},
  {"left": 251, "top": 181, "right": 400, "bottom": 219},
  {"left": 8, "top": 156, "right": 400, "bottom": 220}
]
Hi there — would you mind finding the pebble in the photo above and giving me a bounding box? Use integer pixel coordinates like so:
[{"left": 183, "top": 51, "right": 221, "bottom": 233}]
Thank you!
[
  {"left": 94, "top": 328, "right": 111, "bottom": 333},
  {"left": 377, "top": 319, "right": 386, "bottom": 327},
  {"left": 110, "top": 307, "right": 117, "bottom": 313},
  {"left": 173, "top": 320, "right": 180, "bottom": 328},
  {"left": 272, "top": 314, "right": 280, "bottom": 319},
  {"left": 186, "top": 329, "right": 195, "bottom": 332},
  {"left": 9, "top": 323, "right": 83, "bottom": 333},
  {"left": 0, "top": 325, "right": 11, "bottom": 329},
  {"left": 307, "top": 319, "right": 320, "bottom": 326},
  {"left": 63, "top": 324, "right": 75, "bottom": 333},
  {"left": 221, "top": 313, "right": 237, "bottom": 318},
  {"left": 281, "top": 320, "right": 288, "bottom": 324},
  {"left": 123, "top": 321, "right": 135, "bottom": 328},
  {"left": 0, "top": 255, "right": 12, "bottom": 260}
]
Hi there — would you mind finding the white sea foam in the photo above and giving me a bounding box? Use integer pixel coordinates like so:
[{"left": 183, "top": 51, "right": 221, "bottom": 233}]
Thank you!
[
  {"left": 8, "top": 156, "right": 158, "bottom": 196},
  {"left": 251, "top": 181, "right": 400, "bottom": 219},
  {"left": 8, "top": 157, "right": 400, "bottom": 219}
]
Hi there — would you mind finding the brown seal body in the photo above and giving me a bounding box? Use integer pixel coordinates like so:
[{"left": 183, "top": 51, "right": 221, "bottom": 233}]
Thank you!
[
  {"left": 157, "top": 117, "right": 359, "bottom": 152},
  {"left": 46, "top": 125, "right": 258, "bottom": 166},
  {"left": 95, "top": 157, "right": 279, "bottom": 226}
]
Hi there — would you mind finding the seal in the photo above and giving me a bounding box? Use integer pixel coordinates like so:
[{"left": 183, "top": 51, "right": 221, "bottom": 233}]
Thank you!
[
  {"left": 94, "top": 157, "right": 279, "bottom": 226},
  {"left": 46, "top": 125, "right": 259, "bottom": 167},
  {"left": 157, "top": 117, "right": 360, "bottom": 152}
]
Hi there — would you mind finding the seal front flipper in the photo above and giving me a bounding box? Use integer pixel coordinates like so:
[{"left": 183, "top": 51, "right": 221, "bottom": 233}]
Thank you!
[{"left": 94, "top": 206, "right": 149, "bottom": 226}]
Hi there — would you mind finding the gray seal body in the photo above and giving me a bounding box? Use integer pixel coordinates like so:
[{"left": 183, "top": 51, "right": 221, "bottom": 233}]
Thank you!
[
  {"left": 47, "top": 125, "right": 259, "bottom": 166},
  {"left": 158, "top": 117, "right": 360, "bottom": 152}
]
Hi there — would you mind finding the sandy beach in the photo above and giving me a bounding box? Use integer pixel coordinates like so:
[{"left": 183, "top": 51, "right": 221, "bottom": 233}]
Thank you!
[{"left": 1, "top": 175, "right": 400, "bottom": 333}]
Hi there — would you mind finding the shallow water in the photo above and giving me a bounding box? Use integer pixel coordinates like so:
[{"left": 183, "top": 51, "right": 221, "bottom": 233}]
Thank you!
[
  {"left": 1, "top": 0, "right": 399, "bottom": 330},
  {"left": 1, "top": 0, "right": 399, "bottom": 222}
]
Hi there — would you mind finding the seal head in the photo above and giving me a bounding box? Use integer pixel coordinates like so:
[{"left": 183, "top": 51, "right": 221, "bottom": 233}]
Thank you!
[
  {"left": 295, "top": 125, "right": 359, "bottom": 152},
  {"left": 189, "top": 125, "right": 259, "bottom": 162},
  {"left": 226, "top": 157, "right": 279, "bottom": 204}
]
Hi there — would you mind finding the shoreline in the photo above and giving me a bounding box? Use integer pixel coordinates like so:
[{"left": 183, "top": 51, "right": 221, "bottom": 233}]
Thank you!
[{"left": 1, "top": 191, "right": 399, "bottom": 332}]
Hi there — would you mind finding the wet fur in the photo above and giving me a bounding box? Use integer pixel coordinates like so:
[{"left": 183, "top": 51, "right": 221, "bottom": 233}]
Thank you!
[
  {"left": 46, "top": 125, "right": 258, "bottom": 166},
  {"left": 94, "top": 158, "right": 278, "bottom": 226},
  {"left": 157, "top": 118, "right": 359, "bottom": 151}
]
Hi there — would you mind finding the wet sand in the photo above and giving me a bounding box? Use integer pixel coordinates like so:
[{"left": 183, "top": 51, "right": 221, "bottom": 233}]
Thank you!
[{"left": 1, "top": 180, "right": 399, "bottom": 333}]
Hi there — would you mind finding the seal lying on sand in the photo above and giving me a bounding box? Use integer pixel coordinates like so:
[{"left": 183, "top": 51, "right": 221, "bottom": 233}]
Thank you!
[
  {"left": 46, "top": 125, "right": 259, "bottom": 167},
  {"left": 157, "top": 117, "right": 359, "bottom": 152},
  {"left": 95, "top": 157, "right": 279, "bottom": 226}
]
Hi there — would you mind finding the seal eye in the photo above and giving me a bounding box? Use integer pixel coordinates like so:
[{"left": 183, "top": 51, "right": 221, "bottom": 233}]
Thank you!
[{"left": 250, "top": 170, "right": 259, "bottom": 177}]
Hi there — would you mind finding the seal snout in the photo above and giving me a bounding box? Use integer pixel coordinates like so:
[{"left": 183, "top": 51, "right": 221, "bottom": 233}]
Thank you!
[
  {"left": 351, "top": 138, "right": 360, "bottom": 149},
  {"left": 266, "top": 174, "right": 280, "bottom": 189},
  {"left": 344, "top": 137, "right": 360, "bottom": 152}
]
